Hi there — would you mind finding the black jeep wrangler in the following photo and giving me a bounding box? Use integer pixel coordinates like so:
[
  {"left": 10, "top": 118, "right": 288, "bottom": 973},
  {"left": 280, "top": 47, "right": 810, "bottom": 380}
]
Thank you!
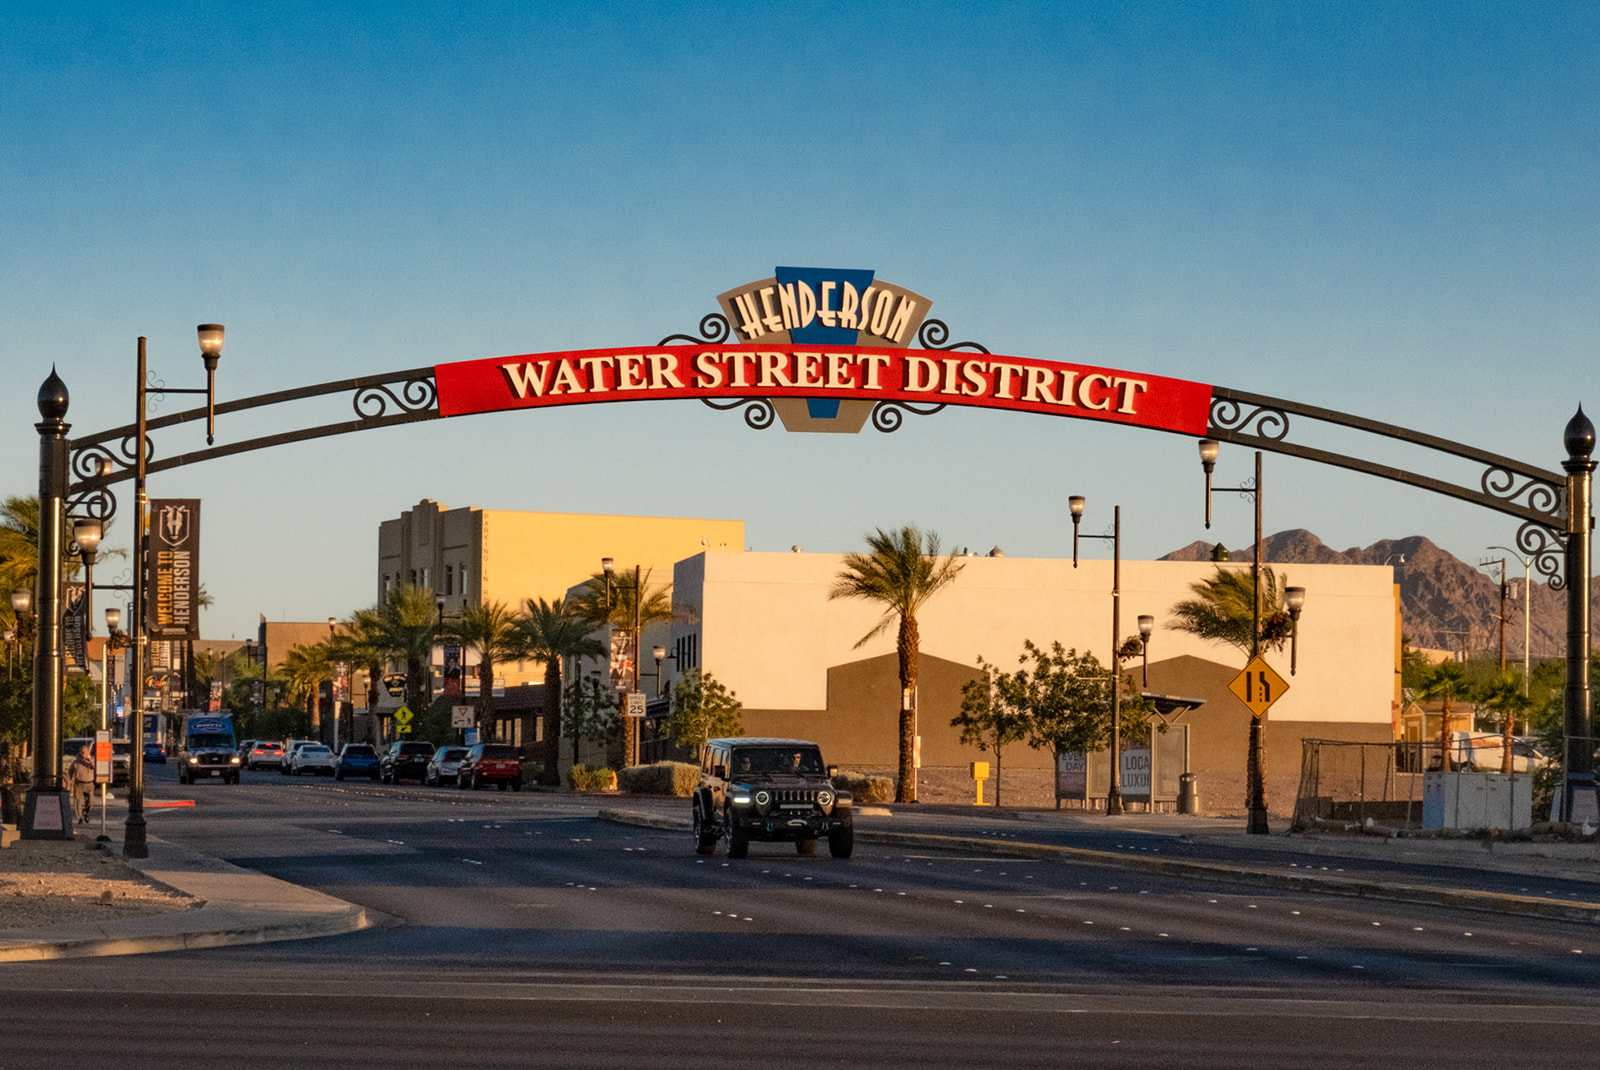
[{"left": 692, "top": 737, "right": 853, "bottom": 859}]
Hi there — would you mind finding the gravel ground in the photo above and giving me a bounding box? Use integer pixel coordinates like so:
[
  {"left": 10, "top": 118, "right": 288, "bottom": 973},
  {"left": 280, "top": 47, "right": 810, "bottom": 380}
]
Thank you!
[{"left": 0, "top": 835, "right": 197, "bottom": 930}]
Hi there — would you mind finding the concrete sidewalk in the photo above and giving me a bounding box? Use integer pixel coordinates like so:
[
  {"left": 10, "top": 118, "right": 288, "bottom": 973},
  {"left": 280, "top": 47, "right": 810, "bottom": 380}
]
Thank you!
[{"left": 0, "top": 832, "right": 383, "bottom": 963}]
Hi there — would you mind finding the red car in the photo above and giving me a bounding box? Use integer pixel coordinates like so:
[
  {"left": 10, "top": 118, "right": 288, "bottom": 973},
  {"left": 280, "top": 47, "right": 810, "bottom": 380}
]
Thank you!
[{"left": 456, "top": 743, "right": 522, "bottom": 791}]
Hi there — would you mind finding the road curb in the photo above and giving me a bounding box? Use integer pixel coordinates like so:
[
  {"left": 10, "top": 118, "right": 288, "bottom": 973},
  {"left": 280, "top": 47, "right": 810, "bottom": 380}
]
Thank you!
[
  {"left": 0, "top": 902, "right": 379, "bottom": 963},
  {"left": 597, "top": 807, "right": 1600, "bottom": 925}
]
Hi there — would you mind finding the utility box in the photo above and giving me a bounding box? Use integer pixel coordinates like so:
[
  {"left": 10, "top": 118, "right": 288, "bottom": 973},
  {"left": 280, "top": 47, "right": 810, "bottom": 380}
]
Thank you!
[{"left": 1422, "top": 771, "right": 1532, "bottom": 831}]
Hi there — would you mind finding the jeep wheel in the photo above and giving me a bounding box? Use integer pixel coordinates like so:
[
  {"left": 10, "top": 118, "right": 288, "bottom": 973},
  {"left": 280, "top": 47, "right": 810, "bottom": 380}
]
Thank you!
[
  {"left": 796, "top": 837, "right": 817, "bottom": 856},
  {"left": 828, "top": 826, "right": 854, "bottom": 859},
  {"left": 726, "top": 811, "right": 749, "bottom": 859},
  {"left": 692, "top": 808, "right": 718, "bottom": 856}
]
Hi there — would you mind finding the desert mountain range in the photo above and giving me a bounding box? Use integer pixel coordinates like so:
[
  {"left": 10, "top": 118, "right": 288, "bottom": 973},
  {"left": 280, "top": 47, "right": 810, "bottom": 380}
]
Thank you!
[{"left": 1161, "top": 530, "right": 1578, "bottom": 659}]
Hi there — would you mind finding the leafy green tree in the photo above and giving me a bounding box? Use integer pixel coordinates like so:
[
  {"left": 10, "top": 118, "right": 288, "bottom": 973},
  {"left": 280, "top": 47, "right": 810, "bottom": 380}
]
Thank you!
[
  {"left": 561, "top": 674, "right": 618, "bottom": 768},
  {"left": 1417, "top": 660, "right": 1470, "bottom": 770},
  {"left": 667, "top": 669, "right": 743, "bottom": 760},
  {"left": 1167, "top": 564, "right": 1293, "bottom": 656},
  {"left": 953, "top": 660, "right": 1029, "bottom": 807},
  {"left": 829, "top": 525, "right": 965, "bottom": 803}
]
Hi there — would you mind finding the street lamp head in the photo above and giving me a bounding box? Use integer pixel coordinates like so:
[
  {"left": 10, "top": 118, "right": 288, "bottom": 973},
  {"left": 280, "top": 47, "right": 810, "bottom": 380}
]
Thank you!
[
  {"left": 11, "top": 588, "right": 32, "bottom": 615},
  {"left": 652, "top": 645, "right": 666, "bottom": 662},
  {"left": 196, "top": 323, "right": 225, "bottom": 367},
  {"left": 601, "top": 557, "right": 615, "bottom": 575},
  {"left": 73, "top": 517, "right": 103, "bottom": 557},
  {"left": 1068, "top": 495, "right": 1085, "bottom": 521},
  {"left": 1198, "top": 438, "right": 1219, "bottom": 473},
  {"left": 1138, "top": 615, "right": 1154, "bottom": 640},
  {"left": 1285, "top": 586, "right": 1306, "bottom": 619},
  {"left": 105, "top": 607, "right": 120, "bottom": 630},
  {"left": 328, "top": 616, "right": 337, "bottom": 628}
]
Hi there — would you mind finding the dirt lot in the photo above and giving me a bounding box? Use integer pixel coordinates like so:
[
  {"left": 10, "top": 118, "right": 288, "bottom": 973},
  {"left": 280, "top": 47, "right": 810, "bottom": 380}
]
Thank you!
[{"left": 0, "top": 835, "right": 196, "bottom": 931}]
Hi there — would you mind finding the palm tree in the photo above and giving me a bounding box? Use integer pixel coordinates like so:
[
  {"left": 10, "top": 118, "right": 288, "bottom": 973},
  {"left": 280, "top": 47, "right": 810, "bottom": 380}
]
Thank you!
[
  {"left": 0, "top": 497, "right": 41, "bottom": 611},
  {"left": 568, "top": 567, "right": 679, "bottom": 765},
  {"left": 1166, "top": 565, "right": 1294, "bottom": 656},
  {"left": 365, "top": 584, "right": 443, "bottom": 714},
  {"left": 334, "top": 607, "right": 392, "bottom": 733},
  {"left": 443, "top": 599, "right": 526, "bottom": 735},
  {"left": 518, "top": 597, "right": 605, "bottom": 761},
  {"left": 829, "top": 525, "right": 965, "bottom": 803},
  {"left": 281, "top": 642, "right": 333, "bottom": 724},
  {"left": 1417, "top": 660, "right": 1470, "bottom": 771},
  {"left": 1479, "top": 670, "right": 1533, "bottom": 774}
]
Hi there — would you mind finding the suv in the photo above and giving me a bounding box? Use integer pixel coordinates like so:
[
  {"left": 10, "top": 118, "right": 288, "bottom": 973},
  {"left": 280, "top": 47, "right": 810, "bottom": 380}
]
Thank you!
[
  {"left": 691, "top": 737, "right": 852, "bottom": 859},
  {"left": 457, "top": 743, "right": 522, "bottom": 791},
  {"left": 380, "top": 740, "right": 436, "bottom": 784}
]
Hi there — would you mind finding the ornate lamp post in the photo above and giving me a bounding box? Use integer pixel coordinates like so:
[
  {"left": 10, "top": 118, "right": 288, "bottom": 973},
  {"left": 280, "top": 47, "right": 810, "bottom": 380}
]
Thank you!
[
  {"left": 1069, "top": 497, "right": 1152, "bottom": 817},
  {"left": 23, "top": 370, "right": 72, "bottom": 838},
  {"left": 1137, "top": 615, "right": 1154, "bottom": 687},
  {"left": 1198, "top": 439, "right": 1273, "bottom": 835},
  {"left": 124, "top": 325, "right": 225, "bottom": 858}
]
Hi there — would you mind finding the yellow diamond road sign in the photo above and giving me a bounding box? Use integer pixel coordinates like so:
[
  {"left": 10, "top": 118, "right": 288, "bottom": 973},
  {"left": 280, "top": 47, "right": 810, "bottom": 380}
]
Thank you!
[{"left": 1228, "top": 656, "right": 1289, "bottom": 718}]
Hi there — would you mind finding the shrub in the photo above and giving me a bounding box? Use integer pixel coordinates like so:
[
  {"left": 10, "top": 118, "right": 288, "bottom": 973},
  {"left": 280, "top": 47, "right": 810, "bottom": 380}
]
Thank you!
[
  {"left": 617, "top": 761, "right": 700, "bottom": 796},
  {"left": 569, "top": 764, "right": 616, "bottom": 792},
  {"left": 832, "top": 770, "right": 894, "bottom": 804},
  {"left": 519, "top": 762, "right": 546, "bottom": 787}
]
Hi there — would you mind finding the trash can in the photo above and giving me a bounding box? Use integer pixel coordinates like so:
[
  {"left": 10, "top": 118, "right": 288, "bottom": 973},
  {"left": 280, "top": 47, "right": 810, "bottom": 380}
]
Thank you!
[{"left": 1177, "top": 773, "right": 1200, "bottom": 815}]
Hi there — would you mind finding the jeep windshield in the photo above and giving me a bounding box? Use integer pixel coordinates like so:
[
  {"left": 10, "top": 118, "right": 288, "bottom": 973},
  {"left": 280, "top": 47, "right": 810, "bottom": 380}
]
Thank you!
[{"left": 730, "top": 747, "right": 825, "bottom": 776}]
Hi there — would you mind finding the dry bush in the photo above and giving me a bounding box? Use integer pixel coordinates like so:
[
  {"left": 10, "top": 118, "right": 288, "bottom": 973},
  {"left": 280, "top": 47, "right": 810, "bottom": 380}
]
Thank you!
[
  {"left": 832, "top": 770, "right": 894, "bottom": 804},
  {"left": 617, "top": 761, "right": 699, "bottom": 796}
]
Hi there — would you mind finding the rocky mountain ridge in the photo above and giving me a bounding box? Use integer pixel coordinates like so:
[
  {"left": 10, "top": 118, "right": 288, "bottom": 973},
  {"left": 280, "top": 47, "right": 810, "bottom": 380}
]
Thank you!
[{"left": 1161, "top": 530, "right": 1575, "bottom": 659}]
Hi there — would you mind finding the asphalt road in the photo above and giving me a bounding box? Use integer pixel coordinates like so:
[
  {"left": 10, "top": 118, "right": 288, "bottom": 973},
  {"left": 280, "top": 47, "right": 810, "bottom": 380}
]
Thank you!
[{"left": 3, "top": 765, "right": 1598, "bottom": 1068}]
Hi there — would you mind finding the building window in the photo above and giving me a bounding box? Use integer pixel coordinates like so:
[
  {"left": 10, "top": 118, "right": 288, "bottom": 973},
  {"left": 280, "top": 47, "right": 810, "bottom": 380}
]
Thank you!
[
  {"left": 535, "top": 715, "right": 544, "bottom": 743},
  {"left": 445, "top": 565, "right": 454, "bottom": 596}
]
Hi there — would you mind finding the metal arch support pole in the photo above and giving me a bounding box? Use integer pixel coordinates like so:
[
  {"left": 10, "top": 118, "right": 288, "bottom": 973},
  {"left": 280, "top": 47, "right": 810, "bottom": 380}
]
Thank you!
[
  {"left": 1246, "top": 451, "right": 1270, "bottom": 835},
  {"left": 1561, "top": 409, "right": 1597, "bottom": 824},
  {"left": 1106, "top": 507, "right": 1123, "bottom": 816},
  {"left": 23, "top": 371, "right": 71, "bottom": 839},
  {"left": 124, "top": 339, "right": 150, "bottom": 858}
]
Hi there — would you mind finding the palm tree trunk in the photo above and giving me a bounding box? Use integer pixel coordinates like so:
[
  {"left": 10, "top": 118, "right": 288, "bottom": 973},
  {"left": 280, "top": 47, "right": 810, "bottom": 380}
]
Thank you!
[
  {"left": 479, "top": 655, "right": 494, "bottom": 739},
  {"left": 897, "top": 615, "right": 918, "bottom": 803},
  {"left": 1439, "top": 695, "right": 1452, "bottom": 772}
]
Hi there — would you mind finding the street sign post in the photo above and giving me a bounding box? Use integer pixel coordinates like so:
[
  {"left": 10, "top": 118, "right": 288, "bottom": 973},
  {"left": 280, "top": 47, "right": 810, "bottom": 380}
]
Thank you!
[{"left": 1228, "top": 656, "right": 1289, "bottom": 719}]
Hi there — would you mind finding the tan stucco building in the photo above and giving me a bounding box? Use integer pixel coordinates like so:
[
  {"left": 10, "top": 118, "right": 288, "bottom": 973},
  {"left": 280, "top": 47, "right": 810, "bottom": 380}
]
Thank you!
[{"left": 655, "top": 550, "right": 1402, "bottom": 813}]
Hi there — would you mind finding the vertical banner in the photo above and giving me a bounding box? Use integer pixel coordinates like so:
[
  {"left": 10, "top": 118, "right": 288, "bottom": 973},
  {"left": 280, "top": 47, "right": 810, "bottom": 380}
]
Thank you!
[
  {"left": 147, "top": 499, "right": 200, "bottom": 641},
  {"left": 209, "top": 679, "right": 223, "bottom": 712},
  {"left": 609, "top": 630, "right": 635, "bottom": 693},
  {"left": 441, "top": 646, "right": 462, "bottom": 698},
  {"left": 63, "top": 581, "right": 87, "bottom": 671}
]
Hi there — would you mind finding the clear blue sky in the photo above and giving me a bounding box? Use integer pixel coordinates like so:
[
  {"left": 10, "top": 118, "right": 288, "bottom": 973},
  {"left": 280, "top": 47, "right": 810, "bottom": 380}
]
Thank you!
[{"left": 3, "top": 2, "right": 1596, "bottom": 640}]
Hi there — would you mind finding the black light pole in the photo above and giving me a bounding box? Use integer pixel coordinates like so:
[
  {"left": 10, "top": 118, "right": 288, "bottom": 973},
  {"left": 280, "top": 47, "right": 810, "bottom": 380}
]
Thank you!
[
  {"left": 24, "top": 370, "right": 71, "bottom": 839},
  {"left": 1562, "top": 408, "right": 1597, "bottom": 823},
  {"left": 1070, "top": 497, "right": 1128, "bottom": 816},
  {"left": 1285, "top": 587, "right": 1306, "bottom": 675},
  {"left": 1199, "top": 440, "right": 1272, "bottom": 835},
  {"left": 126, "top": 324, "right": 224, "bottom": 859}
]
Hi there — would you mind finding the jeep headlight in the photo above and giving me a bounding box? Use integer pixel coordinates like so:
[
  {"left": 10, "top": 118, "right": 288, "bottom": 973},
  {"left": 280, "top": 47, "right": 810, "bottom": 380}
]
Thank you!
[
  {"left": 816, "top": 789, "right": 834, "bottom": 811},
  {"left": 754, "top": 790, "right": 770, "bottom": 810}
]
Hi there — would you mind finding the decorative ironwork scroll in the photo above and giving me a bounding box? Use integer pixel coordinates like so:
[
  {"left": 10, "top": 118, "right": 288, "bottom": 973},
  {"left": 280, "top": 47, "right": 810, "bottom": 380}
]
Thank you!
[
  {"left": 871, "top": 401, "right": 947, "bottom": 433},
  {"left": 700, "top": 396, "right": 775, "bottom": 431}
]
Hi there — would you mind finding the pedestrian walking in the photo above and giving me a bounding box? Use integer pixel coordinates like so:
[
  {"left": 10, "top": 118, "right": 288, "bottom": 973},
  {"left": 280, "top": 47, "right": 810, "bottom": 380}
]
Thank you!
[{"left": 69, "top": 744, "right": 95, "bottom": 825}]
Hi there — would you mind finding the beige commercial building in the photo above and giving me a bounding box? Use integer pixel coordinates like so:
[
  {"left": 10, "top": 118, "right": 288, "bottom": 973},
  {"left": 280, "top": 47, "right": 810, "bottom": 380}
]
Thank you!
[{"left": 657, "top": 550, "right": 1401, "bottom": 812}]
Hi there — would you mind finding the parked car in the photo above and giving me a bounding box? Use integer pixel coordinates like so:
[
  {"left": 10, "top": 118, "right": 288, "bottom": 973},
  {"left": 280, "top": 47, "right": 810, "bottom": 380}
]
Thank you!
[
  {"left": 280, "top": 739, "right": 318, "bottom": 775},
  {"left": 424, "top": 746, "right": 469, "bottom": 787},
  {"left": 143, "top": 740, "right": 168, "bottom": 765},
  {"left": 290, "top": 744, "right": 337, "bottom": 776},
  {"left": 236, "top": 739, "right": 258, "bottom": 761},
  {"left": 379, "top": 740, "right": 436, "bottom": 784},
  {"left": 246, "top": 740, "right": 286, "bottom": 770},
  {"left": 334, "top": 743, "right": 380, "bottom": 781},
  {"left": 110, "top": 740, "right": 131, "bottom": 785},
  {"left": 457, "top": 743, "right": 522, "bottom": 791}
]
